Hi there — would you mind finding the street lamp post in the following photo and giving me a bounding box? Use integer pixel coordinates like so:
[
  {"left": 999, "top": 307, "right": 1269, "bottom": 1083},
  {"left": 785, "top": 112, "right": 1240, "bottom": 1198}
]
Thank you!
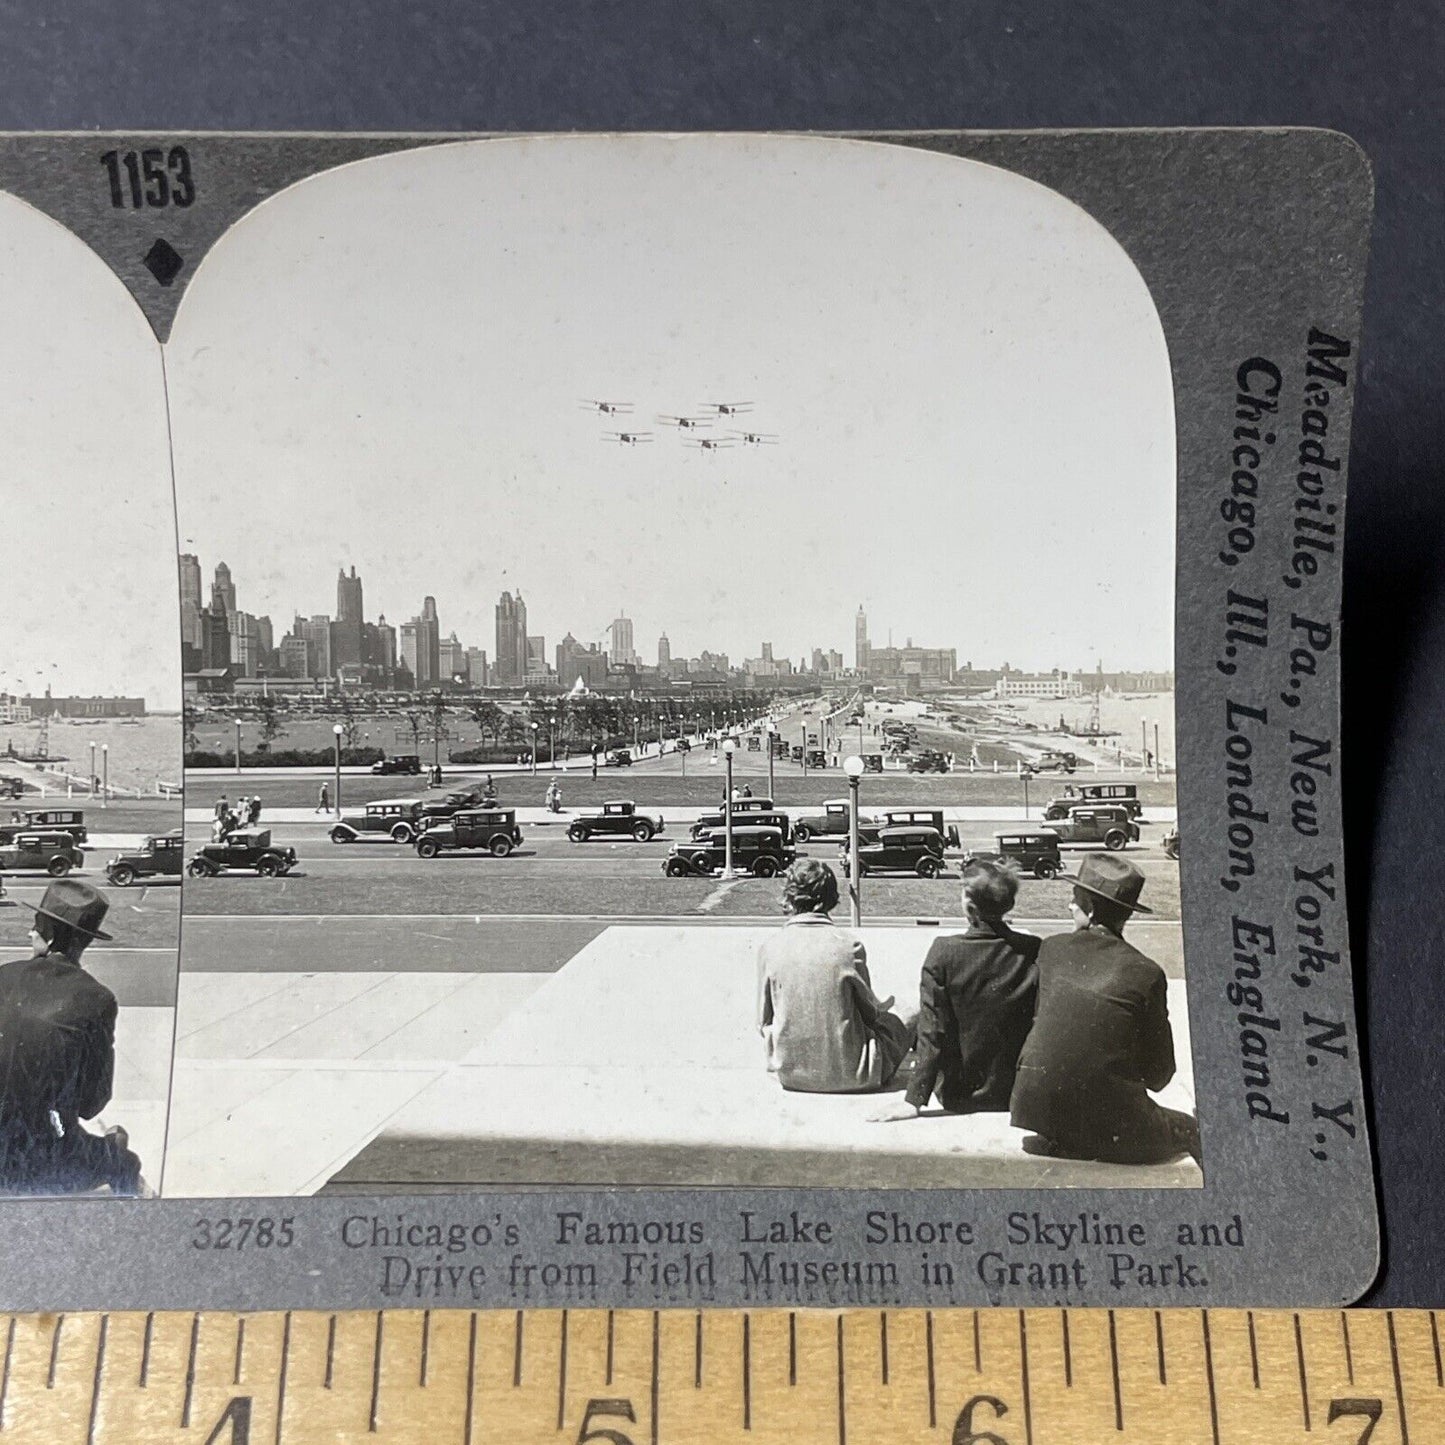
[
  {"left": 722, "top": 739, "right": 736, "bottom": 880},
  {"left": 801, "top": 722, "right": 808, "bottom": 777},
  {"left": 89, "top": 741, "right": 97, "bottom": 795},
  {"left": 234, "top": 719, "right": 242, "bottom": 776},
  {"left": 1154, "top": 721, "right": 1162, "bottom": 779},
  {"left": 101, "top": 745, "right": 108, "bottom": 808},
  {"left": 530, "top": 722, "right": 538, "bottom": 775},
  {"left": 1022, "top": 768, "right": 1030, "bottom": 820},
  {"left": 843, "top": 754, "right": 865, "bottom": 927},
  {"left": 1140, "top": 719, "right": 1148, "bottom": 773},
  {"left": 766, "top": 722, "right": 776, "bottom": 801},
  {"left": 332, "top": 723, "right": 343, "bottom": 818}
]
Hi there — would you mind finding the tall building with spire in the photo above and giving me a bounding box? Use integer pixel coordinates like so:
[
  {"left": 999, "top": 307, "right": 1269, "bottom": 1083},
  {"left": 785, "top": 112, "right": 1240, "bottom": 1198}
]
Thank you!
[
  {"left": 855, "top": 604, "right": 869, "bottom": 673},
  {"left": 178, "top": 554, "right": 203, "bottom": 649},
  {"left": 658, "top": 633, "right": 671, "bottom": 671},
  {"left": 212, "top": 562, "right": 236, "bottom": 617},
  {"left": 610, "top": 614, "right": 636, "bottom": 667},
  {"left": 495, "top": 591, "right": 528, "bottom": 683},
  {"left": 333, "top": 565, "right": 364, "bottom": 670}
]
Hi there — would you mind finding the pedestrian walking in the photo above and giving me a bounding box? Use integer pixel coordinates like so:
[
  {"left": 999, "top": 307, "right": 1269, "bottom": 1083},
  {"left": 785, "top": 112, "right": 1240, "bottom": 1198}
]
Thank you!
[
  {"left": 248, "top": 796, "right": 262, "bottom": 824},
  {"left": 316, "top": 782, "right": 330, "bottom": 814}
]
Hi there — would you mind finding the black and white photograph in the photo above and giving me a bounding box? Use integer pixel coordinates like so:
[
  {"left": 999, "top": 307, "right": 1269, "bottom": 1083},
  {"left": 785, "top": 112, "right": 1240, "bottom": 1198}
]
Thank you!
[
  {"left": 159, "top": 134, "right": 1195, "bottom": 1197},
  {"left": 0, "top": 191, "right": 182, "bottom": 1196}
]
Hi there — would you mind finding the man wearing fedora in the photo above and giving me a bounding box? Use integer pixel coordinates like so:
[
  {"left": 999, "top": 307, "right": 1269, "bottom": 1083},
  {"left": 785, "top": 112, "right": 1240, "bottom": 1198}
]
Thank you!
[
  {"left": 1009, "top": 854, "right": 1201, "bottom": 1166},
  {"left": 0, "top": 878, "right": 143, "bottom": 1194}
]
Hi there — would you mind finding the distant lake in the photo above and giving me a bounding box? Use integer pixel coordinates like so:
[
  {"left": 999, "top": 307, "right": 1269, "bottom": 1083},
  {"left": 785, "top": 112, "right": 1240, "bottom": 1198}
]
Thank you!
[{"left": 0, "top": 714, "right": 182, "bottom": 792}]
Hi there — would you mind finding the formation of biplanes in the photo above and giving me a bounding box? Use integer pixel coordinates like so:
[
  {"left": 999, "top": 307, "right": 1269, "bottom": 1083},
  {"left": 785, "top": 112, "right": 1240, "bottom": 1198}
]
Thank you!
[{"left": 580, "top": 399, "right": 779, "bottom": 450}]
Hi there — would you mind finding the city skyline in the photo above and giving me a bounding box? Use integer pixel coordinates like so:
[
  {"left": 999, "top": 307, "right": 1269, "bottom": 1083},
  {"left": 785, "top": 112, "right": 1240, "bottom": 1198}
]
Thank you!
[
  {"left": 179, "top": 550, "right": 1169, "bottom": 686},
  {"left": 168, "top": 134, "right": 1175, "bottom": 676}
]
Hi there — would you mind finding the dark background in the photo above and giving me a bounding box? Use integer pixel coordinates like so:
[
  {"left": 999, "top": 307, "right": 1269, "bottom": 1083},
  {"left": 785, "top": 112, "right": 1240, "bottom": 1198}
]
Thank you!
[{"left": 5, "top": 0, "right": 1439, "bottom": 1304}]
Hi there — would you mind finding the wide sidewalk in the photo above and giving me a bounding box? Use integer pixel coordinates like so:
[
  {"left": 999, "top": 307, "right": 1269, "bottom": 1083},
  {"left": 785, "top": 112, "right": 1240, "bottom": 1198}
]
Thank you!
[{"left": 161, "top": 922, "right": 1197, "bottom": 1197}]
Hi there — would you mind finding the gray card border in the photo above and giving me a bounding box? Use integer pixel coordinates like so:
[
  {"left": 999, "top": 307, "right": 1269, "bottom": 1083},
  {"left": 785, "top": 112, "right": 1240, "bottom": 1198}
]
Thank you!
[{"left": 0, "top": 128, "right": 1377, "bottom": 1309}]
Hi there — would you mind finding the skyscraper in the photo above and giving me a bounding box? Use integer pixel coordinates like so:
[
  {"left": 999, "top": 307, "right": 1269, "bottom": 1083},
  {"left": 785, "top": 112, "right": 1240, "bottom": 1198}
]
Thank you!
[
  {"left": 610, "top": 614, "right": 636, "bottom": 667},
  {"left": 178, "top": 554, "right": 203, "bottom": 649},
  {"left": 398, "top": 621, "right": 419, "bottom": 685},
  {"left": 658, "top": 633, "right": 671, "bottom": 670},
  {"left": 212, "top": 562, "right": 236, "bottom": 617},
  {"left": 333, "top": 565, "right": 364, "bottom": 670},
  {"left": 495, "top": 591, "right": 528, "bottom": 683},
  {"left": 855, "top": 605, "right": 870, "bottom": 673}
]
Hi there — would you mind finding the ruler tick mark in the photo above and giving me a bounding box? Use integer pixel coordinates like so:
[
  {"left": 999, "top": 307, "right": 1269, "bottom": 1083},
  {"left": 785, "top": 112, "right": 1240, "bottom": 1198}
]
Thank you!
[
  {"left": 85, "top": 1314, "right": 107, "bottom": 1445},
  {"left": 1341, "top": 1311, "right": 1353, "bottom": 1384},
  {"left": 324, "top": 1314, "right": 336, "bottom": 1389},
  {"left": 0, "top": 1315, "right": 16, "bottom": 1427},
  {"left": 420, "top": 1309, "right": 430, "bottom": 1387},
  {"left": 275, "top": 1311, "right": 292, "bottom": 1445},
  {"left": 1247, "top": 1310, "right": 1260, "bottom": 1388},
  {"left": 48, "top": 1312, "right": 65, "bottom": 1390},
  {"left": 1019, "top": 1310, "right": 1034, "bottom": 1445},
  {"left": 650, "top": 1311, "right": 660, "bottom": 1445},
  {"left": 1293, "top": 1312, "right": 1311, "bottom": 1431},
  {"left": 1433, "top": 1311, "right": 1443, "bottom": 1387},
  {"left": 139, "top": 1312, "right": 153, "bottom": 1388},
  {"left": 180, "top": 1313, "right": 198, "bottom": 1424},
  {"left": 877, "top": 1312, "right": 886, "bottom": 1386},
  {"left": 790, "top": 1312, "right": 798, "bottom": 1386},
  {"left": 1202, "top": 1311, "right": 1221, "bottom": 1445},
  {"left": 1389, "top": 1311, "right": 1411, "bottom": 1445},
  {"left": 606, "top": 1309, "right": 614, "bottom": 1385},
  {"left": 743, "top": 1314, "right": 751, "bottom": 1430},
  {"left": 557, "top": 1310, "right": 569, "bottom": 1432},
  {"left": 836, "top": 1315, "right": 847, "bottom": 1445},
  {"left": 1062, "top": 1309, "right": 1072, "bottom": 1387},
  {"left": 926, "top": 1310, "right": 936, "bottom": 1427},
  {"left": 1108, "top": 1309, "right": 1123, "bottom": 1431},
  {"left": 464, "top": 1313, "right": 477, "bottom": 1445},
  {"left": 693, "top": 1310, "right": 701, "bottom": 1389},
  {"left": 513, "top": 1310, "right": 524, "bottom": 1387},
  {"left": 234, "top": 1316, "right": 246, "bottom": 1385},
  {"left": 1155, "top": 1311, "right": 1166, "bottom": 1385},
  {"left": 973, "top": 1308, "right": 982, "bottom": 1372},
  {"left": 369, "top": 1310, "right": 384, "bottom": 1432}
]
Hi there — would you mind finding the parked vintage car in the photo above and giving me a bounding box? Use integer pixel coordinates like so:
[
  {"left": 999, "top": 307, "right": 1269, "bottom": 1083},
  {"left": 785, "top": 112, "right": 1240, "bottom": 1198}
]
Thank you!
[
  {"left": 1043, "top": 783, "right": 1143, "bottom": 820},
  {"left": 607, "top": 749, "right": 633, "bottom": 767},
  {"left": 841, "top": 825, "right": 947, "bottom": 877},
  {"left": 1023, "top": 750, "right": 1078, "bottom": 776},
  {"left": 415, "top": 808, "right": 523, "bottom": 858},
  {"left": 870, "top": 809, "right": 962, "bottom": 849},
  {"left": 0, "top": 831, "right": 83, "bottom": 877},
  {"left": 792, "top": 799, "right": 880, "bottom": 843},
  {"left": 417, "top": 787, "right": 491, "bottom": 825},
  {"left": 17, "top": 808, "right": 87, "bottom": 843},
  {"left": 105, "top": 829, "right": 184, "bottom": 886},
  {"left": 805, "top": 748, "right": 828, "bottom": 769},
  {"left": 689, "top": 798, "right": 784, "bottom": 840},
  {"left": 967, "top": 831, "right": 1065, "bottom": 880},
  {"left": 329, "top": 798, "right": 427, "bottom": 844},
  {"left": 187, "top": 828, "right": 297, "bottom": 878},
  {"left": 690, "top": 810, "right": 792, "bottom": 844},
  {"left": 0, "top": 774, "right": 27, "bottom": 799},
  {"left": 663, "top": 826, "right": 795, "bottom": 878},
  {"left": 371, "top": 754, "right": 423, "bottom": 775},
  {"left": 906, "top": 750, "right": 950, "bottom": 774},
  {"left": 1042, "top": 806, "right": 1140, "bottom": 851},
  {"left": 568, "top": 801, "right": 665, "bottom": 842},
  {"left": 1163, "top": 826, "right": 1180, "bottom": 860}
]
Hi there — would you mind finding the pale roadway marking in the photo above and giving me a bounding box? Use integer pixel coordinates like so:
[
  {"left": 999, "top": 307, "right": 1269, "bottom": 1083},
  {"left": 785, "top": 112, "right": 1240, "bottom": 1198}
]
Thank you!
[{"left": 696, "top": 880, "right": 743, "bottom": 913}]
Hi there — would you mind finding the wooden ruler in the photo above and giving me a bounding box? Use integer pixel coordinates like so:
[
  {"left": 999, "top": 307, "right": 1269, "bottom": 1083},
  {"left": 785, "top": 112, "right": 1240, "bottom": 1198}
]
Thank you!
[{"left": 0, "top": 1307, "right": 1438, "bottom": 1443}]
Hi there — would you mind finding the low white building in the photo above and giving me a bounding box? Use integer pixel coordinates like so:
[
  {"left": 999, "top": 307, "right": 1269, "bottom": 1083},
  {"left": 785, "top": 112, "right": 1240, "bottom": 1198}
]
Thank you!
[
  {"left": 992, "top": 670, "right": 1085, "bottom": 699},
  {"left": 0, "top": 694, "right": 32, "bottom": 723}
]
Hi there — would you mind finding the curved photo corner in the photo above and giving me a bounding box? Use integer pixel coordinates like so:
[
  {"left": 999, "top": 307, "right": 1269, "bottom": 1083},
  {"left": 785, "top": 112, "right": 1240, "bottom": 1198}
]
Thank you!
[
  {"left": 0, "top": 186, "right": 182, "bottom": 1199},
  {"left": 157, "top": 133, "right": 1187, "bottom": 1199}
]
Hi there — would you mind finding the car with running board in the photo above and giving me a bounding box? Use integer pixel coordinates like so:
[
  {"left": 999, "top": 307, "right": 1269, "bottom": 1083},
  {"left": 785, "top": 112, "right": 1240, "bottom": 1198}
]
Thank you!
[
  {"left": 966, "top": 831, "right": 1065, "bottom": 879},
  {"left": 568, "top": 800, "right": 666, "bottom": 842},
  {"left": 663, "top": 826, "right": 795, "bottom": 878},
  {"left": 791, "top": 799, "right": 879, "bottom": 844},
  {"left": 1043, "top": 783, "right": 1143, "bottom": 820},
  {"left": 840, "top": 825, "right": 947, "bottom": 877},
  {"left": 415, "top": 808, "right": 523, "bottom": 858},
  {"left": 0, "top": 831, "right": 84, "bottom": 877},
  {"left": 187, "top": 828, "right": 298, "bottom": 877},
  {"left": 105, "top": 829, "right": 184, "bottom": 886},
  {"left": 329, "top": 798, "right": 427, "bottom": 844},
  {"left": 1041, "top": 806, "right": 1139, "bottom": 851}
]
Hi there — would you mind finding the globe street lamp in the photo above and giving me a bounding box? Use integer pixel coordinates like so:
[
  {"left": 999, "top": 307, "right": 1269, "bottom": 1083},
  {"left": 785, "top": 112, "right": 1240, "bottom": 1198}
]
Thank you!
[
  {"left": 1154, "top": 720, "right": 1162, "bottom": 779},
  {"left": 332, "top": 723, "right": 343, "bottom": 817},
  {"left": 843, "top": 754, "right": 865, "bottom": 926},
  {"left": 89, "top": 741, "right": 97, "bottom": 796},
  {"left": 800, "top": 721, "right": 808, "bottom": 777},
  {"left": 234, "top": 718, "right": 242, "bottom": 776},
  {"left": 721, "top": 738, "right": 737, "bottom": 880},
  {"left": 101, "top": 744, "right": 109, "bottom": 808},
  {"left": 765, "top": 722, "right": 777, "bottom": 801},
  {"left": 530, "top": 721, "right": 539, "bottom": 775}
]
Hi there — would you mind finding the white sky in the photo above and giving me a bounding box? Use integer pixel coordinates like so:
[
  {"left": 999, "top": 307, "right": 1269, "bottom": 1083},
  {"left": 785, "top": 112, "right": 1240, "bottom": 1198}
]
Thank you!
[
  {"left": 0, "top": 194, "right": 178, "bottom": 708},
  {"left": 168, "top": 135, "right": 1175, "bottom": 673}
]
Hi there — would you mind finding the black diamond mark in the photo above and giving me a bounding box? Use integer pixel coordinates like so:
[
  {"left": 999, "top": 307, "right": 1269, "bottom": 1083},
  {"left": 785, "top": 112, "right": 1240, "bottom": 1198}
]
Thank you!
[{"left": 142, "top": 238, "right": 184, "bottom": 287}]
